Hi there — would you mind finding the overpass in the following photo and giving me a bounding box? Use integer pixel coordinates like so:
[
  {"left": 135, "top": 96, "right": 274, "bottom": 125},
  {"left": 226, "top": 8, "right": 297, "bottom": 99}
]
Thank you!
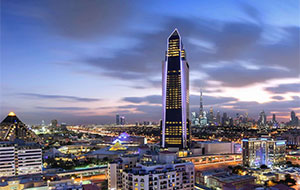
[
  {"left": 44, "top": 166, "right": 107, "bottom": 178},
  {"left": 182, "top": 154, "right": 242, "bottom": 171}
]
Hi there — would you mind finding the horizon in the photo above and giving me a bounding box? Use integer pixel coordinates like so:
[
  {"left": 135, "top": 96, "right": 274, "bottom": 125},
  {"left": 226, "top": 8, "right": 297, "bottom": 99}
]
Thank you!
[{"left": 1, "top": 0, "right": 300, "bottom": 125}]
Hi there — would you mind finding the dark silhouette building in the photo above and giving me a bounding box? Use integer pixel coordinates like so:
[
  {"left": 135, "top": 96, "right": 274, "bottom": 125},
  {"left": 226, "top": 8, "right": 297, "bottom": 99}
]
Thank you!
[{"left": 0, "top": 112, "right": 42, "bottom": 144}]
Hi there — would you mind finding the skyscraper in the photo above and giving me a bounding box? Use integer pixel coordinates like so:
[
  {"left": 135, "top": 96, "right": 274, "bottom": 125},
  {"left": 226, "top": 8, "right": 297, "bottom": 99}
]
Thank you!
[
  {"left": 199, "top": 89, "right": 203, "bottom": 118},
  {"left": 162, "top": 29, "right": 190, "bottom": 149},
  {"left": 272, "top": 114, "right": 276, "bottom": 124},
  {"left": 290, "top": 111, "right": 299, "bottom": 126},
  {"left": 208, "top": 107, "right": 214, "bottom": 125},
  {"left": 116, "top": 114, "right": 120, "bottom": 125},
  {"left": 258, "top": 110, "right": 267, "bottom": 126},
  {"left": 216, "top": 111, "right": 221, "bottom": 125},
  {"left": 120, "top": 116, "right": 125, "bottom": 125},
  {"left": 191, "top": 112, "right": 199, "bottom": 126},
  {"left": 222, "top": 112, "right": 228, "bottom": 126}
]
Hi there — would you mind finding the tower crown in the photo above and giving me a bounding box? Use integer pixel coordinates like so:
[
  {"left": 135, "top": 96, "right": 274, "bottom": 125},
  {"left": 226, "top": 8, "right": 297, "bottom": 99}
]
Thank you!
[
  {"left": 170, "top": 28, "right": 179, "bottom": 37},
  {"left": 8, "top": 112, "right": 16, "bottom": 116}
]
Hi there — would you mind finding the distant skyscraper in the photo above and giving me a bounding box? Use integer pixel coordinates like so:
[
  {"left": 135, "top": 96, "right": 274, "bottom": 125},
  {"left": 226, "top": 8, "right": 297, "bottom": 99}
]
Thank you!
[
  {"left": 222, "top": 112, "right": 228, "bottom": 126},
  {"left": 191, "top": 112, "right": 199, "bottom": 126},
  {"left": 208, "top": 107, "right": 214, "bottom": 125},
  {"left": 258, "top": 110, "right": 267, "bottom": 126},
  {"left": 272, "top": 114, "right": 276, "bottom": 123},
  {"left": 199, "top": 89, "right": 203, "bottom": 118},
  {"left": 51, "top": 119, "right": 58, "bottom": 128},
  {"left": 116, "top": 114, "right": 120, "bottom": 125},
  {"left": 290, "top": 111, "right": 299, "bottom": 126},
  {"left": 291, "top": 111, "right": 296, "bottom": 121},
  {"left": 216, "top": 111, "right": 221, "bottom": 125},
  {"left": 162, "top": 29, "right": 190, "bottom": 149},
  {"left": 200, "top": 111, "right": 208, "bottom": 127},
  {"left": 120, "top": 116, "right": 125, "bottom": 125}
]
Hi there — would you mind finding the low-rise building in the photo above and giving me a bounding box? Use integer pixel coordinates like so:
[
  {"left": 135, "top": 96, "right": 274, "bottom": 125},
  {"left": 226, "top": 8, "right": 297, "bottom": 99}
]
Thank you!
[
  {"left": 108, "top": 151, "right": 195, "bottom": 190},
  {"left": 192, "top": 141, "right": 239, "bottom": 155},
  {"left": 0, "top": 140, "right": 42, "bottom": 177},
  {"left": 0, "top": 175, "right": 44, "bottom": 190},
  {"left": 108, "top": 154, "right": 139, "bottom": 190},
  {"left": 197, "top": 170, "right": 255, "bottom": 190},
  {"left": 242, "top": 138, "right": 286, "bottom": 168}
]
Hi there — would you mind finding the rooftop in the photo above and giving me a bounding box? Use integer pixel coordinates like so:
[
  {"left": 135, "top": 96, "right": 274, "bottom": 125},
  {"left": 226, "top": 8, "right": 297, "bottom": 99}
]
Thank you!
[{"left": 1, "top": 112, "right": 23, "bottom": 125}]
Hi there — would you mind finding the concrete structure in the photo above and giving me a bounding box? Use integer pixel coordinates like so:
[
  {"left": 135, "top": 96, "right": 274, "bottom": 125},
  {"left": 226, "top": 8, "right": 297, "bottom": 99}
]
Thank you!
[
  {"left": 48, "top": 179, "right": 83, "bottom": 190},
  {"left": 162, "top": 29, "right": 190, "bottom": 150},
  {"left": 122, "top": 152, "right": 194, "bottom": 190},
  {"left": 108, "top": 151, "right": 195, "bottom": 190},
  {"left": 196, "top": 170, "right": 255, "bottom": 190},
  {"left": 108, "top": 155, "right": 139, "bottom": 190},
  {"left": 0, "top": 140, "right": 42, "bottom": 177},
  {"left": 206, "top": 172, "right": 255, "bottom": 190},
  {"left": 0, "top": 175, "right": 44, "bottom": 190},
  {"left": 192, "top": 141, "right": 240, "bottom": 155},
  {"left": 242, "top": 138, "right": 286, "bottom": 168},
  {"left": 0, "top": 112, "right": 42, "bottom": 144},
  {"left": 182, "top": 154, "right": 241, "bottom": 165}
]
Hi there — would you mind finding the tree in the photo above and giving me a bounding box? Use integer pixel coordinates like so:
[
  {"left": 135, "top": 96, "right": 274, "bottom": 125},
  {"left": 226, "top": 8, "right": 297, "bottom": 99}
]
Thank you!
[
  {"left": 284, "top": 174, "right": 296, "bottom": 187},
  {"left": 260, "top": 164, "right": 268, "bottom": 169}
]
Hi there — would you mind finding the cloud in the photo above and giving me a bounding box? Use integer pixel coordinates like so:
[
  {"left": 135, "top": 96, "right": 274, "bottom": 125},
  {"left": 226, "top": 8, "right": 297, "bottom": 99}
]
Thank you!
[
  {"left": 224, "top": 99, "right": 300, "bottom": 114},
  {"left": 202, "top": 62, "right": 293, "bottom": 87},
  {"left": 36, "top": 106, "right": 89, "bottom": 111},
  {"left": 271, "top": 96, "right": 284, "bottom": 100},
  {"left": 122, "top": 95, "right": 161, "bottom": 104},
  {"left": 123, "top": 94, "right": 237, "bottom": 106},
  {"left": 73, "top": 18, "right": 299, "bottom": 89},
  {"left": 118, "top": 104, "right": 162, "bottom": 120},
  {"left": 19, "top": 93, "right": 100, "bottom": 102},
  {"left": 44, "top": 0, "right": 139, "bottom": 40},
  {"left": 265, "top": 83, "right": 300, "bottom": 94},
  {"left": 190, "top": 95, "right": 237, "bottom": 106}
]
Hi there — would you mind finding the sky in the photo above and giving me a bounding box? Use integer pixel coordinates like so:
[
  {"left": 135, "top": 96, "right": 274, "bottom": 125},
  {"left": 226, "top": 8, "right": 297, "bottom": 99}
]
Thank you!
[{"left": 1, "top": 0, "right": 299, "bottom": 125}]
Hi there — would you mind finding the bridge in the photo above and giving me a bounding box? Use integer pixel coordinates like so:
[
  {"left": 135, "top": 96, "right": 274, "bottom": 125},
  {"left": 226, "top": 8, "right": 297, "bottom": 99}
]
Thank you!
[{"left": 182, "top": 154, "right": 242, "bottom": 171}]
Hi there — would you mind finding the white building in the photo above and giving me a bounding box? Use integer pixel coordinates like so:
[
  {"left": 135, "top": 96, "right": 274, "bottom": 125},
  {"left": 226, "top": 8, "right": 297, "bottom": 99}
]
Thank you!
[
  {"left": 108, "top": 151, "right": 195, "bottom": 190},
  {"left": 242, "top": 138, "right": 286, "bottom": 168},
  {"left": 0, "top": 140, "right": 42, "bottom": 177},
  {"left": 192, "top": 141, "right": 240, "bottom": 155},
  {"left": 108, "top": 154, "right": 139, "bottom": 190}
]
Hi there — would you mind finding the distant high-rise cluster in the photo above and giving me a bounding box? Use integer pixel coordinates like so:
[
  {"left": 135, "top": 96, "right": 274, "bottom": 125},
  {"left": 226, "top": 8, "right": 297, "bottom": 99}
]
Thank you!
[
  {"left": 289, "top": 111, "right": 299, "bottom": 126},
  {"left": 116, "top": 114, "right": 126, "bottom": 125}
]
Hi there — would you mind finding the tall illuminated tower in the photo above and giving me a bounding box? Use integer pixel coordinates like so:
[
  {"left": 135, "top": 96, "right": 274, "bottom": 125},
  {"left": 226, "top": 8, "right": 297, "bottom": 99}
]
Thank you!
[
  {"left": 199, "top": 89, "right": 203, "bottom": 118},
  {"left": 162, "top": 29, "right": 190, "bottom": 149}
]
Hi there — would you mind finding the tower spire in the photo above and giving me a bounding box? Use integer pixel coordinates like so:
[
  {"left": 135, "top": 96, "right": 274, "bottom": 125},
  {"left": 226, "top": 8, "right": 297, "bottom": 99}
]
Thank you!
[{"left": 200, "top": 89, "right": 203, "bottom": 118}]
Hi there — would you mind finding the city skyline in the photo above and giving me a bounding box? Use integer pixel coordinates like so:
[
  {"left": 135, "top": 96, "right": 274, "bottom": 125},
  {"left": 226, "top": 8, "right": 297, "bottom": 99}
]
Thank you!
[{"left": 1, "top": 0, "right": 300, "bottom": 124}]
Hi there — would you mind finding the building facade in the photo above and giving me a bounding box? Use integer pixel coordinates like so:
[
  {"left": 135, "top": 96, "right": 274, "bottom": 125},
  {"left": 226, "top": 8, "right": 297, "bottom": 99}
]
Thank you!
[
  {"left": 108, "top": 152, "right": 195, "bottom": 190},
  {"left": 108, "top": 155, "right": 139, "bottom": 190},
  {"left": 162, "top": 29, "right": 190, "bottom": 150},
  {"left": 242, "top": 138, "right": 286, "bottom": 168},
  {"left": 0, "top": 140, "right": 42, "bottom": 177}
]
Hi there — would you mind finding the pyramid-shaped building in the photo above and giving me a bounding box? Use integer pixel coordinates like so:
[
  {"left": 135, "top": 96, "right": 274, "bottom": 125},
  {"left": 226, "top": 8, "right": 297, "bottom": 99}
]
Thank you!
[{"left": 0, "top": 112, "right": 42, "bottom": 144}]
